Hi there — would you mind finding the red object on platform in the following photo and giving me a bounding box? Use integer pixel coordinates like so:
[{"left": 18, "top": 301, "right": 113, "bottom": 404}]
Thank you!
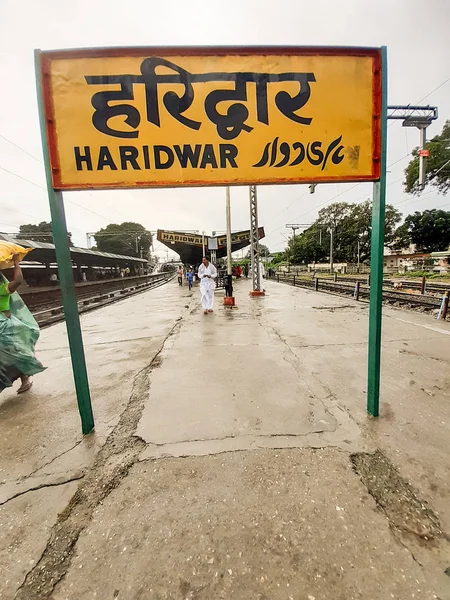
[
  {"left": 249, "top": 290, "right": 265, "bottom": 297},
  {"left": 223, "top": 296, "right": 236, "bottom": 306}
]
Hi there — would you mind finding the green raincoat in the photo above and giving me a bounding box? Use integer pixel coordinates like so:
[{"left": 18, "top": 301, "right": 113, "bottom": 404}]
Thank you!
[{"left": 0, "top": 276, "right": 46, "bottom": 392}]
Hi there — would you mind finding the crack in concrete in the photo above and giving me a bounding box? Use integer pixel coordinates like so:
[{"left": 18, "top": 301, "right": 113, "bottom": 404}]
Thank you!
[
  {"left": 306, "top": 369, "right": 364, "bottom": 432},
  {"left": 393, "top": 529, "right": 425, "bottom": 568},
  {"left": 289, "top": 337, "right": 432, "bottom": 349},
  {"left": 14, "top": 319, "right": 183, "bottom": 600},
  {"left": 143, "top": 429, "right": 328, "bottom": 448},
  {"left": 22, "top": 441, "right": 83, "bottom": 480},
  {"left": 257, "top": 316, "right": 365, "bottom": 442},
  {"left": 83, "top": 334, "right": 166, "bottom": 347},
  {"left": 257, "top": 318, "right": 343, "bottom": 431},
  {"left": 0, "top": 475, "right": 84, "bottom": 507},
  {"left": 399, "top": 348, "right": 450, "bottom": 364},
  {"left": 312, "top": 304, "right": 359, "bottom": 310},
  {"left": 139, "top": 443, "right": 353, "bottom": 461}
]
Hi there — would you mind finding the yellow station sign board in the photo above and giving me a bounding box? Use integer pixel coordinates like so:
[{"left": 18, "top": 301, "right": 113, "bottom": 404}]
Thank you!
[
  {"left": 39, "top": 47, "right": 382, "bottom": 190},
  {"left": 156, "top": 227, "right": 264, "bottom": 247},
  {"left": 157, "top": 230, "right": 203, "bottom": 246}
]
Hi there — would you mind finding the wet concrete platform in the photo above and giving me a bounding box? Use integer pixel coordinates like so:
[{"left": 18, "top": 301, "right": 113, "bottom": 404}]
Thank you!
[
  {"left": 1, "top": 277, "right": 450, "bottom": 599},
  {"left": 1, "top": 280, "right": 191, "bottom": 497}
]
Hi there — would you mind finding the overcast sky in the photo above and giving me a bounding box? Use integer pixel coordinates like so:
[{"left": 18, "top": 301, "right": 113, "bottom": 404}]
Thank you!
[{"left": 1, "top": 0, "right": 449, "bottom": 259}]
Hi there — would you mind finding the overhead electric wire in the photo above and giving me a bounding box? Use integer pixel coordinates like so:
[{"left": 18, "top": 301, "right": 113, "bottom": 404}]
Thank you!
[
  {"left": 415, "top": 76, "right": 450, "bottom": 104},
  {"left": 434, "top": 200, "right": 450, "bottom": 210},
  {"left": 0, "top": 134, "right": 42, "bottom": 163},
  {"left": 393, "top": 190, "right": 439, "bottom": 209},
  {"left": 0, "top": 202, "right": 44, "bottom": 220},
  {"left": 0, "top": 165, "right": 47, "bottom": 192},
  {"left": 0, "top": 163, "right": 117, "bottom": 224},
  {"left": 267, "top": 149, "right": 416, "bottom": 238},
  {"left": 0, "top": 135, "right": 132, "bottom": 225},
  {"left": 267, "top": 188, "right": 310, "bottom": 223}
]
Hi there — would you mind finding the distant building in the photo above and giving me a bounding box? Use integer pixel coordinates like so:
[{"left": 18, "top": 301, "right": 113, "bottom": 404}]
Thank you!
[
  {"left": 383, "top": 251, "right": 430, "bottom": 271},
  {"left": 383, "top": 245, "right": 450, "bottom": 273},
  {"left": 430, "top": 251, "right": 450, "bottom": 273}
]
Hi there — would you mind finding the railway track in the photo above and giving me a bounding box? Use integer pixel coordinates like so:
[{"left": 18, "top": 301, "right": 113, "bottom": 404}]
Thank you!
[
  {"left": 283, "top": 273, "right": 449, "bottom": 295},
  {"left": 383, "top": 279, "right": 449, "bottom": 295},
  {"left": 272, "top": 274, "right": 449, "bottom": 316},
  {"left": 28, "top": 272, "right": 174, "bottom": 328}
]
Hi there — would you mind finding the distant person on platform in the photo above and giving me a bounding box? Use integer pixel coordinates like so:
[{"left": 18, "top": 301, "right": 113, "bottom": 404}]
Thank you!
[
  {"left": 244, "top": 264, "right": 249, "bottom": 278},
  {"left": 198, "top": 257, "right": 217, "bottom": 314},
  {"left": 177, "top": 266, "right": 183, "bottom": 286},
  {"left": 186, "top": 268, "right": 194, "bottom": 291}
]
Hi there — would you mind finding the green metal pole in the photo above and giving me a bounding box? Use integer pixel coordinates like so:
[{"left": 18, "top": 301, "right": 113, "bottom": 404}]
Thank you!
[
  {"left": 34, "top": 50, "right": 94, "bottom": 434},
  {"left": 367, "top": 46, "right": 388, "bottom": 417}
]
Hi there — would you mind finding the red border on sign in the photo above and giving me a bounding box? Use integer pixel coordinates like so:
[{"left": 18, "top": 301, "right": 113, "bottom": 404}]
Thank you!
[{"left": 39, "top": 46, "right": 382, "bottom": 190}]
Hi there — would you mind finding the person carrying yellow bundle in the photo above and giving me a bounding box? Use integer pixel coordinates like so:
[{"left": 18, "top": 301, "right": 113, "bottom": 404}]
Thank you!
[
  {"left": 0, "top": 251, "right": 46, "bottom": 394},
  {"left": 0, "top": 240, "right": 33, "bottom": 270}
]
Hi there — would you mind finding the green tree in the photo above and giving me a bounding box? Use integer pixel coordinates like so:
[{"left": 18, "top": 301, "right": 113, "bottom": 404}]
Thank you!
[
  {"left": 270, "top": 251, "right": 286, "bottom": 265},
  {"left": 287, "top": 224, "right": 327, "bottom": 265},
  {"left": 315, "top": 202, "right": 361, "bottom": 263},
  {"left": 19, "top": 221, "right": 73, "bottom": 245},
  {"left": 314, "top": 200, "right": 401, "bottom": 263},
  {"left": 404, "top": 120, "right": 450, "bottom": 195},
  {"left": 286, "top": 201, "right": 401, "bottom": 264},
  {"left": 94, "top": 222, "right": 151, "bottom": 257},
  {"left": 390, "top": 222, "right": 411, "bottom": 251},
  {"left": 399, "top": 209, "right": 450, "bottom": 252}
]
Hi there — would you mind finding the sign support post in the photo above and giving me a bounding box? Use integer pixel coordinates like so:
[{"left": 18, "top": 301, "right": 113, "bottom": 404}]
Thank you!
[
  {"left": 34, "top": 49, "right": 94, "bottom": 435},
  {"left": 367, "top": 46, "right": 388, "bottom": 417}
]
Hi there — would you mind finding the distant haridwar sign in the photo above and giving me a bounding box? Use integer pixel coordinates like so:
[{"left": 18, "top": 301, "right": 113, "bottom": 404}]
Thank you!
[
  {"left": 39, "top": 46, "right": 382, "bottom": 190},
  {"left": 157, "top": 230, "right": 203, "bottom": 246},
  {"left": 156, "top": 227, "right": 264, "bottom": 247}
]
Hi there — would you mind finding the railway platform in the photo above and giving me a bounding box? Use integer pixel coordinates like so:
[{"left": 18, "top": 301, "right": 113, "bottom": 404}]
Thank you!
[{"left": 1, "top": 277, "right": 450, "bottom": 599}]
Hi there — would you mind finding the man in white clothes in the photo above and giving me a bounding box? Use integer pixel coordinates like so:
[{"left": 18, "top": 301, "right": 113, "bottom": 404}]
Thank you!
[{"left": 198, "top": 257, "right": 217, "bottom": 314}]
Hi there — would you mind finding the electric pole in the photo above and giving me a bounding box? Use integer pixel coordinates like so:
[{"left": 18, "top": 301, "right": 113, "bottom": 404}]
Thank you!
[
  {"left": 329, "top": 228, "right": 334, "bottom": 273},
  {"left": 249, "top": 185, "right": 264, "bottom": 296},
  {"left": 286, "top": 224, "right": 312, "bottom": 239},
  {"left": 286, "top": 224, "right": 300, "bottom": 238}
]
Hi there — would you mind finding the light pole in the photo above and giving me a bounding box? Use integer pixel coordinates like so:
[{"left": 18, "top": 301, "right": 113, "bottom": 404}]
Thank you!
[
  {"left": 329, "top": 228, "right": 334, "bottom": 273},
  {"left": 387, "top": 105, "right": 438, "bottom": 190},
  {"left": 224, "top": 186, "right": 235, "bottom": 305}
]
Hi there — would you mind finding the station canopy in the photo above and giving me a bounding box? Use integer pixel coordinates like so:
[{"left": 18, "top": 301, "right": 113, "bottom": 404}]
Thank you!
[
  {"left": 0, "top": 234, "right": 147, "bottom": 267},
  {"left": 157, "top": 228, "right": 265, "bottom": 265}
]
